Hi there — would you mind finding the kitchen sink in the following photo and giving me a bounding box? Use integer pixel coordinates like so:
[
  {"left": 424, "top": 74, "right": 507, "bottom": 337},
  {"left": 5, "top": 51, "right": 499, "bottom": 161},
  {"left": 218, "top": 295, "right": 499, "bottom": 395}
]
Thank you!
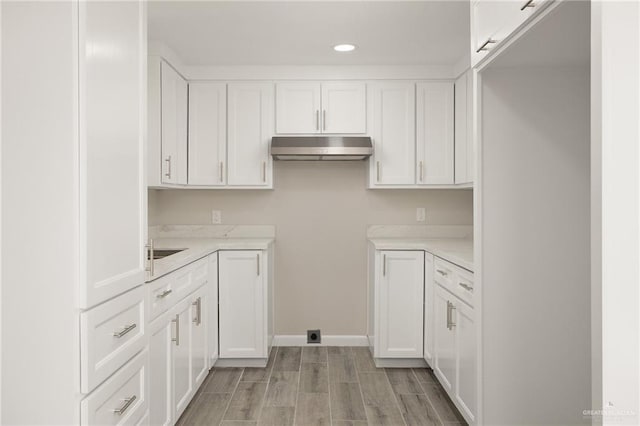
[{"left": 148, "top": 248, "right": 185, "bottom": 260}]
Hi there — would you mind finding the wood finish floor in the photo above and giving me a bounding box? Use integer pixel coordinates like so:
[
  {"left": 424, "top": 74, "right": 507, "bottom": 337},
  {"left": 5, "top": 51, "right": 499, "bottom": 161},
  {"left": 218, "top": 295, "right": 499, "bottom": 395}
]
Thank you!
[{"left": 177, "top": 346, "right": 467, "bottom": 426}]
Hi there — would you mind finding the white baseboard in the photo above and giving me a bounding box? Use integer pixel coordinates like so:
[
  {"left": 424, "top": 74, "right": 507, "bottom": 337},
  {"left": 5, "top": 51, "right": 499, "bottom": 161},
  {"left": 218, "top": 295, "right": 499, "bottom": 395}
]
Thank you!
[
  {"left": 273, "top": 335, "right": 369, "bottom": 347},
  {"left": 373, "top": 358, "right": 428, "bottom": 368}
]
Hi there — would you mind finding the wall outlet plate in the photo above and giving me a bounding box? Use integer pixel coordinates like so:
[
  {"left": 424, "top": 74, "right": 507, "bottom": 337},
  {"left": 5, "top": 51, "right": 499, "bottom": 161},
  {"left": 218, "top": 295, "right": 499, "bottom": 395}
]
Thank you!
[
  {"left": 211, "top": 210, "right": 222, "bottom": 224},
  {"left": 416, "top": 207, "right": 426, "bottom": 222},
  {"left": 307, "top": 329, "right": 321, "bottom": 344}
]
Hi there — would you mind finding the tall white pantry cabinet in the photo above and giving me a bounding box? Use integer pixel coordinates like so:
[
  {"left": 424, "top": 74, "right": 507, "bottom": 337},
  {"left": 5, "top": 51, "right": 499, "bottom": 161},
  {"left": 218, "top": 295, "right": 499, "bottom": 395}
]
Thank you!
[{"left": 1, "top": 1, "right": 147, "bottom": 425}]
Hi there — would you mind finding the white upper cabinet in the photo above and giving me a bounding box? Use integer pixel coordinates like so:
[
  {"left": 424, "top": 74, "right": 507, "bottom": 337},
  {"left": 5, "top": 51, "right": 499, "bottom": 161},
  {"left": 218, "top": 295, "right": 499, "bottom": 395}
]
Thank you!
[
  {"left": 455, "top": 71, "right": 474, "bottom": 185},
  {"left": 80, "top": 0, "right": 146, "bottom": 308},
  {"left": 160, "top": 61, "right": 188, "bottom": 185},
  {"left": 471, "top": 0, "right": 552, "bottom": 66},
  {"left": 367, "top": 81, "right": 416, "bottom": 186},
  {"left": 227, "top": 82, "right": 274, "bottom": 187},
  {"left": 375, "top": 250, "right": 424, "bottom": 358},
  {"left": 276, "top": 81, "right": 366, "bottom": 134},
  {"left": 188, "top": 82, "right": 227, "bottom": 186},
  {"left": 276, "top": 82, "right": 322, "bottom": 134},
  {"left": 416, "top": 82, "right": 454, "bottom": 185},
  {"left": 321, "top": 82, "right": 367, "bottom": 134}
]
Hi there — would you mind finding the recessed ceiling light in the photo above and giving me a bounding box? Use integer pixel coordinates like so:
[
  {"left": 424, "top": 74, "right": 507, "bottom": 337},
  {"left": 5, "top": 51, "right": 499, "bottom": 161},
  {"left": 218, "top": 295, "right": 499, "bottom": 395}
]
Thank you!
[{"left": 333, "top": 44, "right": 356, "bottom": 52}]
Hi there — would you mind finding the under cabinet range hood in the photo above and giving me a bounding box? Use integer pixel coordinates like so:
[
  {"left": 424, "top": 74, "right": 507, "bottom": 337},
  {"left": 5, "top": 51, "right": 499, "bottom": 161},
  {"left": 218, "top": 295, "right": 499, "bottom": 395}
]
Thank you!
[{"left": 270, "top": 136, "right": 373, "bottom": 161}]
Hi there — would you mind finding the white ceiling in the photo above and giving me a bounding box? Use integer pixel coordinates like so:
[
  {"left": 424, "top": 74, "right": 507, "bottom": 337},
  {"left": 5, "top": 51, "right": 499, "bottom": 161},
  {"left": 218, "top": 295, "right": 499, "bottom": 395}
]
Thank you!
[{"left": 148, "top": 1, "right": 470, "bottom": 66}]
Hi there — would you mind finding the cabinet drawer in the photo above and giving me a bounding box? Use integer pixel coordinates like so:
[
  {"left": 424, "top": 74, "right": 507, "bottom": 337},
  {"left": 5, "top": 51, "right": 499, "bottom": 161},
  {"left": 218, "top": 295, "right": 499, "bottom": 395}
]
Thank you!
[
  {"left": 81, "top": 349, "right": 148, "bottom": 425},
  {"left": 149, "top": 273, "right": 178, "bottom": 320},
  {"left": 434, "top": 258, "right": 474, "bottom": 307},
  {"left": 81, "top": 286, "right": 146, "bottom": 393}
]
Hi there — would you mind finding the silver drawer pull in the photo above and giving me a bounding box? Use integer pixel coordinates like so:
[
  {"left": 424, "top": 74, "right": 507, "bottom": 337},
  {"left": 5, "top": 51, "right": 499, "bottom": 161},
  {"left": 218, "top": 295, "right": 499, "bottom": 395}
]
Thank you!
[
  {"left": 476, "top": 38, "right": 497, "bottom": 53},
  {"left": 113, "top": 323, "right": 137, "bottom": 338},
  {"left": 112, "top": 395, "right": 136, "bottom": 415},
  {"left": 520, "top": 0, "right": 535, "bottom": 10},
  {"left": 436, "top": 269, "right": 448, "bottom": 277},
  {"left": 172, "top": 314, "right": 180, "bottom": 345},
  {"left": 459, "top": 282, "right": 474, "bottom": 292},
  {"left": 156, "top": 289, "right": 172, "bottom": 299}
]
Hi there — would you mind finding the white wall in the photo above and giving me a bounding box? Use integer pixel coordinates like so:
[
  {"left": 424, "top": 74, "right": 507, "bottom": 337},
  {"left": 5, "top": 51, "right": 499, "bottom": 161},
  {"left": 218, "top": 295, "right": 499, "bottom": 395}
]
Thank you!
[
  {"left": 591, "top": 2, "right": 640, "bottom": 424},
  {"left": 150, "top": 161, "right": 473, "bottom": 335},
  {"left": 1, "top": 2, "right": 80, "bottom": 424}
]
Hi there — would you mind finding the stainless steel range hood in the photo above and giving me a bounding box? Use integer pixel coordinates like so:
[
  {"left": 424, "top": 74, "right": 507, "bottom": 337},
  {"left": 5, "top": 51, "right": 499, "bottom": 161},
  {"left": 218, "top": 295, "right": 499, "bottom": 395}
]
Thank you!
[{"left": 270, "top": 136, "right": 373, "bottom": 161}]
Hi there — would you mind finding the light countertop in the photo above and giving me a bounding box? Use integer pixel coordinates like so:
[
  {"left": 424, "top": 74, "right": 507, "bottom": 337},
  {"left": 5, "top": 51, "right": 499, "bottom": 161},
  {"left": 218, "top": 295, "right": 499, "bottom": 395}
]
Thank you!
[
  {"left": 147, "top": 237, "right": 274, "bottom": 282},
  {"left": 368, "top": 238, "right": 474, "bottom": 272}
]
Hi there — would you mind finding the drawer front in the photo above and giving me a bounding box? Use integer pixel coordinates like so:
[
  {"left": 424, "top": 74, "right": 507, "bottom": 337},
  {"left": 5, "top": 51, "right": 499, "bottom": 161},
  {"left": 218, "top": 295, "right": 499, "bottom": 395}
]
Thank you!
[
  {"left": 435, "top": 258, "right": 474, "bottom": 307},
  {"left": 81, "top": 286, "right": 146, "bottom": 393},
  {"left": 433, "top": 258, "right": 456, "bottom": 290},
  {"left": 149, "top": 273, "right": 177, "bottom": 320},
  {"left": 81, "top": 349, "right": 148, "bottom": 426}
]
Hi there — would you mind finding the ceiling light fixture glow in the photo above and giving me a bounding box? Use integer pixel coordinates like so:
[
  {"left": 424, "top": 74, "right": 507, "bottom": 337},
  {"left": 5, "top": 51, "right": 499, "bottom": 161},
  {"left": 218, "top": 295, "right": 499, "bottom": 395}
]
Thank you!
[{"left": 333, "top": 44, "right": 356, "bottom": 52}]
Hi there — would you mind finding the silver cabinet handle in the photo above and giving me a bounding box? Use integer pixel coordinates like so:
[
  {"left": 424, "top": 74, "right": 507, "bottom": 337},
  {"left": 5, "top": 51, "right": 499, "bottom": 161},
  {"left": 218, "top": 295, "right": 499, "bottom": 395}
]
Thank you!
[
  {"left": 459, "top": 282, "right": 474, "bottom": 292},
  {"left": 323, "top": 110, "right": 327, "bottom": 131},
  {"left": 476, "top": 38, "right": 497, "bottom": 53},
  {"left": 172, "top": 314, "right": 180, "bottom": 345},
  {"left": 113, "top": 323, "right": 137, "bottom": 338},
  {"left": 145, "top": 239, "right": 154, "bottom": 276},
  {"left": 156, "top": 289, "right": 172, "bottom": 299},
  {"left": 262, "top": 161, "right": 267, "bottom": 183},
  {"left": 192, "top": 297, "right": 202, "bottom": 325},
  {"left": 316, "top": 110, "right": 320, "bottom": 131},
  {"left": 436, "top": 269, "right": 448, "bottom": 277},
  {"left": 520, "top": 0, "right": 535, "bottom": 10},
  {"left": 376, "top": 161, "right": 381, "bottom": 182},
  {"left": 256, "top": 253, "right": 260, "bottom": 276},
  {"left": 112, "top": 395, "right": 136, "bottom": 415},
  {"left": 382, "top": 254, "right": 386, "bottom": 276},
  {"left": 164, "top": 156, "right": 172, "bottom": 179},
  {"left": 220, "top": 161, "right": 224, "bottom": 183},
  {"left": 419, "top": 161, "right": 424, "bottom": 182},
  {"left": 450, "top": 303, "right": 457, "bottom": 329},
  {"left": 446, "top": 301, "right": 451, "bottom": 330}
]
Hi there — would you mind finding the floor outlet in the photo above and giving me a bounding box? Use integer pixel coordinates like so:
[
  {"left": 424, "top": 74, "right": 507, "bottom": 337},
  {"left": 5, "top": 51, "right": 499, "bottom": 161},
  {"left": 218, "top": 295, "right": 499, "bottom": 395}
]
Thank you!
[{"left": 307, "top": 329, "right": 321, "bottom": 344}]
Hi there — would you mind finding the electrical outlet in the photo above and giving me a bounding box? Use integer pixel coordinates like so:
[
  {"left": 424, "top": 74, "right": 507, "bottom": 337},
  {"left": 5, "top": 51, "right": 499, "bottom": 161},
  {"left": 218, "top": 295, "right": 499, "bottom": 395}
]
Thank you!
[
  {"left": 211, "top": 210, "right": 222, "bottom": 224},
  {"left": 416, "top": 208, "right": 426, "bottom": 222}
]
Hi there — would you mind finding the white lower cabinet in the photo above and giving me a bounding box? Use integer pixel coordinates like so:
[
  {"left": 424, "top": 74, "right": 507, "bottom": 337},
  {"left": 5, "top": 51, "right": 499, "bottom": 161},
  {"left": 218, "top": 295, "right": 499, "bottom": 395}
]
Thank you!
[
  {"left": 374, "top": 250, "right": 424, "bottom": 358},
  {"left": 219, "top": 250, "right": 268, "bottom": 359},
  {"left": 423, "top": 253, "right": 435, "bottom": 365},
  {"left": 455, "top": 299, "right": 476, "bottom": 421},
  {"left": 433, "top": 276, "right": 476, "bottom": 424},
  {"left": 148, "top": 257, "right": 211, "bottom": 425},
  {"left": 433, "top": 285, "right": 457, "bottom": 392}
]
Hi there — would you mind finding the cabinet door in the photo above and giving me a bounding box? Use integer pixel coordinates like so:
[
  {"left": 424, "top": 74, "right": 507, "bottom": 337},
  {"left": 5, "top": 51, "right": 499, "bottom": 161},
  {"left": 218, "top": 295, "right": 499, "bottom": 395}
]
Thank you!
[
  {"left": 367, "top": 82, "right": 416, "bottom": 186},
  {"left": 424, "top": 253, "right": 435, "bottom": 365},
  {"left": 172, "top": 301, "right": 193, "bottom": 419},
  {"left": 188, "top": 82, "right": 227, "bottom": 185},
  {"left": 377, "top": 251, "right": 424, "bottom": 358},
  {"left": 321, "top": 82, "right": 366, "bottom": 134},
  {"left": 191, "top": 289, "right": 209, "bottom": 389},
  {"left": 208, "top": 253, "right": 219, "bottom": 364},
  {"left": 276, "top": 82, "right": 321, "bottom": 134},
  {"left": 149, "top": 314, "right": 173, "bottom": 426},
  {"left": 434, "top": 285, "right": 456, "bottom": 392},
  {"left": 160, "top": 61, "right": 188, "bottom": 185},
  {"left": 416, "top": 82, "right": 454, "bottom": 185},
  {"left": 219, "top": 250, "right": 266, "bottom": 358},
  {"left": 455, "top": 71, "right": 474, "bottom": 184},
  {"left": 79, "top": 0, "right": 146, "bottom": 308},
  {"left": 455, "top": 300, "right": 476, "bottom": 423},
  {"left": 227, "top": 83, "right": 274, "bottom": 187},
  {"left": 471, "top": 0, "right": 517, "bottom": 65}
]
